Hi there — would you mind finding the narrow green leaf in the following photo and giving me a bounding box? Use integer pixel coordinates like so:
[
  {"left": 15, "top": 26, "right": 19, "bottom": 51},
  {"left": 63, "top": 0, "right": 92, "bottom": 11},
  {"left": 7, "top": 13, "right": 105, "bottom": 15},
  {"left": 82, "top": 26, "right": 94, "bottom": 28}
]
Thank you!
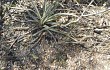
[{"left": 31, "top": 0, "right": 41, "bottom": 19}]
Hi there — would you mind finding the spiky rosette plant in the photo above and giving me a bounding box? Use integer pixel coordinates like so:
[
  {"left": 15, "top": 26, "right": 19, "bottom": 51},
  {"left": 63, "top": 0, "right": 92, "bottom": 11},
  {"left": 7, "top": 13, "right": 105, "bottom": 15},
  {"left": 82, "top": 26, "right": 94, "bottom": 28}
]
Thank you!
[{"left": 25, "top": 0, "right": 74, "bottom": 47}]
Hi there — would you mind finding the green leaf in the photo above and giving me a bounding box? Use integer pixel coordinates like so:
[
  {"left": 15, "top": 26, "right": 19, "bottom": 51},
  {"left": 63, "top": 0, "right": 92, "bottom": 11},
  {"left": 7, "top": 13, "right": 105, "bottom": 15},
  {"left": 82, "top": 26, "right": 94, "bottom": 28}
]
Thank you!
[{"left": 31, "top": 0, "right": 41, "bottom": 19}]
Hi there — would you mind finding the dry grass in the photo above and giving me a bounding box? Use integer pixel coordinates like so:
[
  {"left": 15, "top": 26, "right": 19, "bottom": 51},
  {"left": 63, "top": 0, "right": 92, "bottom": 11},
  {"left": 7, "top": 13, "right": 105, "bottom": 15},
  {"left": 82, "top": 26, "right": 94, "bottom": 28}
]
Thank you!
[{"left": 0, "top": 0, "right": 110, "bottom": 70}]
